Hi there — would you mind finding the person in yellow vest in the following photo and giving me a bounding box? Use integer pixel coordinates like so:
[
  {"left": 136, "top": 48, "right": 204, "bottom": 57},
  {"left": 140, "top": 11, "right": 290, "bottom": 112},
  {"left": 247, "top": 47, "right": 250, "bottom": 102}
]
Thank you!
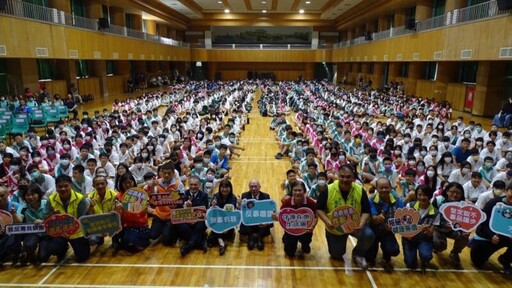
[
  {"left": 86, "top": 175, "right": 117, "bottom": 246},
  {"left": 41, "top": 175, "right": 90, "bottom": 262},
  {"left": 316, "top": 165, "right": 375, "bottom": 270}
]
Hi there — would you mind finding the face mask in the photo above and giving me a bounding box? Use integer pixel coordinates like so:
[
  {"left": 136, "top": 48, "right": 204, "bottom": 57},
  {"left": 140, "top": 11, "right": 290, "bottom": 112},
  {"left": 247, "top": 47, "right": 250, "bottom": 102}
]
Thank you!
[
  {"left": 476, "top": 127, "right": 482, "bottom": 132},
  {"left": 355, "top": 139, "right": 361, "bottom": 145},
  {"left": 395, "top": 150, "right": 401, "bottom": 156},
  {"left": 172, "top": 128, "right": 177, "bottom": 132},
  {"left": 31, "top": 171, "right": 40, "bottom": 179},
  {"left": 464, "top": 133, "right": 471, "bottom": 138},
  {"left": 47, "top": 151, "right": 55, "bottom": 156},
  {"left": 493, "top": 189, "right": 504, "bottom": 197},
  {"left": 147, "top": 146, "right": 154, "bottom": 151},
  {"left": 142, "top": 153, "right": 149, "bottom": 158},
  {"left": 317, "top": 180, "right": 327, "bottom": 186},
  {"left": 85, "top": 136, "right": 91, "bottom": 141},
  {"left": 417, "top": 165, "right": 425, "bottom": 172},
  {"left": 476, "top": 141, "right": 483, "bottom": 145},
  {"left": 408, "top": 160, "right": 416, "bottom": 166},
  {"left": 158, "top": 138, "right": 165, "bottom": 144},
  {"left": 145, "top": 180, "right": 153, "bottom": 186},
  {"left": 215, "top": 141, "right": 221, "bottom": 146},
  {"left": 206, "top": 174, "right": 215, "bottom": 181},
  {"left": 203, "top": 157, "right": 211, "bottom": 164},
  {"left": 443, "top": 142, "right": 450, "bottom": 148},
  {"left": 485, "top": 163, "right": 493, "bottom": 169},
  {"left": 444, "top": 157, "right": 452, "bottom": 163},
  {"left": 430, "top": 151, "right": 438, "bottom": 156},
  {"left": 229, "top": 137, "right": 236, "bottom": 143},
  {"left": 404, "top": 137, "right": 410, "bottom": 143},
  {"left": 63, "top": 144, "right": 71, "bottom": 150},
  {"left": 194, "top": 163, "right": 202, "bottom": 170},
  {"left": 41, "top": 140, "right": 48, "bottom": 145},
  {"left": 61, "top": 159, "right": 70, "bottom": 166},
  {"left": 420, "top": 151, "right": 427, "bottom": 156},
  {"left": 427, "top": 171, "right": 435, "bottom": 178},
  {"left": 462, "top": 168, "right": 470, "bottom": 174},
  {"left": 135, "top": 163, "right": 143, "bottom": 169},
  {"left": 384, "top": 164, "right": 392, "bottom": 171},
  {"left": 33, "top": 157, "right": 41, "bottom": 162},
  {"left": 82, "top": 124, "right": 88, "bottom": 128},
  {"left": 377, "top": 135, "right": 384, "bottom": 140}
]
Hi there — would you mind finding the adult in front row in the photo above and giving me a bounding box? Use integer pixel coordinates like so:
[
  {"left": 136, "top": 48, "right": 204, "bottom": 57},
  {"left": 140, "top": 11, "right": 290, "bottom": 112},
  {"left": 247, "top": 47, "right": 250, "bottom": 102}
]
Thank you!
[
  {"left": 316, "top": 165, "right": 375, "bottom": 270},
  {"left": 470, "top": 184, "right": 512, "bottom": 275}
]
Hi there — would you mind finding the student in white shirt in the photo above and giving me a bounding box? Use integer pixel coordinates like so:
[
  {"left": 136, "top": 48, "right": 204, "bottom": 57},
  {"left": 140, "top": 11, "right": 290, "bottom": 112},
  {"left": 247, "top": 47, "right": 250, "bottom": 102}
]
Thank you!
[
  {"left": 447, "top": 161, "right": 472, "bottom": 185},
  {"left": 462, "top": 172, "right": 487, "bottom": 203},
  {"left": 475, "top": 180, "right": 506, "bottom": 210}
]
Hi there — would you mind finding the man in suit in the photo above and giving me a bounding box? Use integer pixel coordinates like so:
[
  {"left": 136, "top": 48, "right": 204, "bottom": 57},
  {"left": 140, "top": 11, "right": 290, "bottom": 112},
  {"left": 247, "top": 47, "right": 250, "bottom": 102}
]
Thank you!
[
  {"left": 178, "top": 175, "right": 209, "bottom": 256},
  {"left": 239, "top": 179, "right": 273, "bottom": 250}
]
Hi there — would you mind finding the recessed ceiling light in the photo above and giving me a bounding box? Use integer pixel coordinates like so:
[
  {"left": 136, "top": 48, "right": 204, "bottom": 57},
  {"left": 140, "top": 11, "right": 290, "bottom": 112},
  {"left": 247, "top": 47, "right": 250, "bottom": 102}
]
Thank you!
[
  {"left": 224, "top": 9, "right": 230, "bottom": 13},
  {"left": 217, "top": 1, "right": 222, "bottom": 3},
  {"left": 306, "top": 1, "right": 311, "bottom": 4},
  {"left": 262, "top": 1, "right": 267, "bottom": 3},
  {"left": 262, "top": 10, "right": 267, "bottom": 13},
  {"left": 299, "top": 9, "right": 304, "bottom": 14}
]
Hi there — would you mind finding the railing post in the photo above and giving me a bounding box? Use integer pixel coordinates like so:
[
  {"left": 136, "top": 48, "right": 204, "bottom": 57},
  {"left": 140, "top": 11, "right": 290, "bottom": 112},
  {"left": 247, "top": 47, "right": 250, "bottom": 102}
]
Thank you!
[{"left": 232, "top": 44, "right": 235, "bottom": 49}]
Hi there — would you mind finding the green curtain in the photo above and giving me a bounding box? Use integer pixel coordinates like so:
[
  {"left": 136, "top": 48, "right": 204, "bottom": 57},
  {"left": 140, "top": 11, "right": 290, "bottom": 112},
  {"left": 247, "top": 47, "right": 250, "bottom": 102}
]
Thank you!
[
  {"left": 22, "top": 0, "right": 48, "bottom": 7},
  {"left": 433, "top": 0, "right": 446, "bottom": 17},
  {"left": 76, "top": 60, "right": 89, "bottom": 78},
  {"left": 0, "top": 60, "right": 7, "bottom": 95},
  {"left": 106, "top": 61, "right": 116, "bottom": 75},
  {"left": 37, "top": 59, "right": 54, "bottom": 80},
  {"left": 70, "top": 0, "right": 86, "bottom": 17}
]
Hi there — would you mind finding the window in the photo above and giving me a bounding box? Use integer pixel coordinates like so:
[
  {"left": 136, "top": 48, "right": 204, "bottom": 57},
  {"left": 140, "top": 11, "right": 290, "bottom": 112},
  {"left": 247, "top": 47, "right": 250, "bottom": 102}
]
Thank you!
[
  {"left": 425, "top": 62, "right": 438, "bottom": 80},
  {"left": 433, "top": 0, "right": 446, "bottom": 17},
  {"left": 102, "top": 5, "right": 109, "bottom": 19},
  {"left": 37, "top": 59, "right": 54, "bottom": 81},
  {"left": 125, "top": 14, "right": 133, "bottom": 29},
  {"left": 458, "top": 62, "right": 478, "bottom": 83},
  {"left": 70, "top": 0, "right": 86, "bottom": 17},
  {"left": 406, "top": 7, "right": 416, "bottom": 22},
  {"left": 387, "top": 14, "right": 394, "bottom": 29},
  {"left": 368, "top": 63, "right": 374, "bottom": 74},
  {"left": 23, "top": 0, "right": 48, "bottom": 7},
  {"left": 75, "top": 60, "right": 89, "bottom": 78},
  {"left": 400, "top": 62, "right": 409, "bottom": 77},
  {"left": 106, "top": 61, "right": 116, "bottom": 76},
  {"left": 467, "top": 0, "right": 488, "bottom": 6}
]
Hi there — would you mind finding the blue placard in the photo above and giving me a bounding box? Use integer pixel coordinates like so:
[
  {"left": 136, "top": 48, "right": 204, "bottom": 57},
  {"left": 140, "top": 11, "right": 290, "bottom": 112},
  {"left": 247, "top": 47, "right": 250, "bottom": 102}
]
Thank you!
[
  {"left": 79, "top": 212, "right": 122, "bottom": 238},
  {"left": 490, "top": 203, "right": 512, "bottom": 237},
  {"left": 241, "top": 199, "right": 277, "bottom": 226},
  {"left": 205, "top": 205, "right": 242, "bottom": 233}
]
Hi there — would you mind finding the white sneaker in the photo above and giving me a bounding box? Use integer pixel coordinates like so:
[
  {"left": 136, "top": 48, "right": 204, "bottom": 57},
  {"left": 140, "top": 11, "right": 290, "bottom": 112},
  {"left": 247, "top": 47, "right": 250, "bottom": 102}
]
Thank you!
[{"left": 353, "top": 255, "right": 368, "bottom": 270}]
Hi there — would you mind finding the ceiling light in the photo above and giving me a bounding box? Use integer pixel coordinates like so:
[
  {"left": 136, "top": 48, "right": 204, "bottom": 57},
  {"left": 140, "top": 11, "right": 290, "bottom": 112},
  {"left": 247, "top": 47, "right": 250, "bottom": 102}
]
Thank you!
[
  {"left": 299, "top": 9, "right": 305, "bottom": 14},
  {"left": 262, "top": 10, "right": 267, "bottom": 13},
  {"left": 306, "top": 1, "right": 311, "bottom": 4},
  {"left": 217, "top": 1, "right": 222, "bottom": 3},
  {"left": 224, "top": 9, "right": 230, "bottom": 13},
  {"left": 262, "top": 1, "right": 267, "bottom": 3}
]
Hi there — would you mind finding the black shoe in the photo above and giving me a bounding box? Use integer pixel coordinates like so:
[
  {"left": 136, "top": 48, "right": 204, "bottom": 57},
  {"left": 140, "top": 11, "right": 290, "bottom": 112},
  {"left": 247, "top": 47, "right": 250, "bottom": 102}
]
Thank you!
[
  {"left": 219, "top": 245, "right": 226, "bottom": 256},
  {"left": 248, "top": 236, "right": 255, "bottom": 251},
  {"left": 301, "top": 244, "right": 311, "bottom": 254},
  {"left": 201, "top": 240, "right": 208, "bottom": 253},
  {"left": 19, "top": 252, "right": 29, "bottom": 266},
  {"left": 256, "top": 238, "right": 264, "bottom": 251},
  {"left": 180, "top": 245, "right": 191, "bottom": 257}
]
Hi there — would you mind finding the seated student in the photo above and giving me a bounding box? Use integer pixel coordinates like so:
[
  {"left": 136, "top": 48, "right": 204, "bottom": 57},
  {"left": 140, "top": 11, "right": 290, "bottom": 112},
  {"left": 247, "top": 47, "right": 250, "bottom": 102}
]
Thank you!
[
  {"left": 432, "top": 182, "right": 469, "bottom": 266},
  {"left": 274, "top": 181, "right": 317, "bottom": 257},
  {"left": 366, "top": 178, "right": 404, "bottom": 271},
  {"left": 28, "top": 164, "right": 55, "bottom": 199},
  {"left": 0, "top": 185, "right": 22, "bottom": 264},
  {"left": 479, "top": 156, "right": 498, "bottom": 189},
  {"left": 399, "top": 168, "right": 418, "bottom": 203},
  {"left": 190, "top": 156, "right": 207, "bottom": 181},
  {"left": 86, "top": 176, "right": 117, "bottom": 246},
  {"left": 470, "top": 184, "right": 512, "bottom": 275},
  {"left": 178, "top": 175, "right": 209, "bottom": 257},
  {"left": 308, "top": 172, "right": 328, "bottom": 201},
  {"left": 447, "top": 161, "right": 472, "bottom": 185},
  {"left": 72, "top": 164, "right": 93, "bottom": 196},
  {"left": 402, "top": 185, "right": 440, "bottom": 272},
  {"left": 302, "top": 163, "right": 318, "bottom": 191},
  {"left": 113, "top": 172, "right": 150, "bottom": 252},
  {"left": 42, "top": 175, "right": 90, "bottom": 262},
  {"left": 210, "top": 144, "right": 230, "bottom": 176},
  {"left": 147, "top": 162, "right": 185, "bottom": 246},
  {"left": 462, "top": 172, "right": 487, "bottom": 204},
  {"left": 475, "top": 180, "right": 506, "bottom": 209},
  {"left": 275, "top": 125, "right": 295, "bottom": 159},
  {"left": 130, "top": 156, "right": 154, "bottom": 184},
  {"left": 55, "top": 153, "right": 73, "bottom": 177},
  {"left": 16, "top": 184, "right": 47, "bottom": 265},
  {"left": 281, "top": 169, "right": 307, "bottom": 203},
  {"left": 361, "top": 147, "right": 381, "bottom": 183},
  {"left": 208, "top": 179, "right": 239, "bottom": 256}
]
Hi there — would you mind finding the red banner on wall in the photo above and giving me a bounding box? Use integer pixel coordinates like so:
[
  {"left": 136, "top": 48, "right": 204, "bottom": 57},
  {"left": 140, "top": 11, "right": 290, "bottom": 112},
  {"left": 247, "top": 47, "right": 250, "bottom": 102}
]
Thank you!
[{"left": 464, "top": 85, "right": 476, "bottom": 112}]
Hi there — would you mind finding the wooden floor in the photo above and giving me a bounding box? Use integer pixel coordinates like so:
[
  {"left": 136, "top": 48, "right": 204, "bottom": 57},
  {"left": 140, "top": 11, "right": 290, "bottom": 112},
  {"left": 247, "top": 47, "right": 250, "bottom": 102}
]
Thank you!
[{"left": 0, "top": 88, "right": 510, "bottom": 288}]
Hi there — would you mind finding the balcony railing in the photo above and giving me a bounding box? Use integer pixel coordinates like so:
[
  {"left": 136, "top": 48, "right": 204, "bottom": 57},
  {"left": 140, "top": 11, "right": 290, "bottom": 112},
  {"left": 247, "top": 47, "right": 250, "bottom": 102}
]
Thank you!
[
  {"left": 334, "top": 0, "right": 511, "bottom": 49},
  {"left": 0, "top": 0, "right": 189, "bottom": 48}
]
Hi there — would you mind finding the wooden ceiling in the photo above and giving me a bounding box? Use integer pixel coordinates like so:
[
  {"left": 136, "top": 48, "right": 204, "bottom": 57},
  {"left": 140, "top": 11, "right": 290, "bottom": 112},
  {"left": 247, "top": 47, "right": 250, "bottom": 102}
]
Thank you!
[{"left": 113, "top": 0, "right": 416, "bottom": 31}]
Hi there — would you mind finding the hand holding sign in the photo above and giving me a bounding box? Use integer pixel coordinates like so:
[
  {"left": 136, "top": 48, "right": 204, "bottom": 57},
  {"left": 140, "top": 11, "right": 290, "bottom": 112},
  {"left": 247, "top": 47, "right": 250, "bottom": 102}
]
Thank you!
[
  {"left": 388, "top": 208, "right": 421, "bottom": 237},
  {"left": 171, "top": 206, "right": 207, "bottom": 224},
  {"left": 330, "top": 205, "right": 360, "bottom": 234},
  {"left": 241, "top": 199, "right": 277, "bottom": 226},
  {"left": 44, "top": 214, "right": 80, "bottom": 237},
  {"left": 490, "top": 203, "right": 512, "bottom": 237},
  {"left": 122, "top": 187, "right": 149, "bottom": 213},
  {"left": 79, "top": 212, "right": 122, "bottom": 238},
  {"left": 278, "top": 207, "right": 315, "bottom": 236},
  {"left": 440, "top": 201, "right": 486, "bottom": 233}
]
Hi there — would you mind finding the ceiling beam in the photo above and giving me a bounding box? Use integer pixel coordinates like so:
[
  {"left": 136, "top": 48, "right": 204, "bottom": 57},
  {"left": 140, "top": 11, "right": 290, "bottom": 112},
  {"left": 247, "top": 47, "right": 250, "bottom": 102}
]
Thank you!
[
  {"left": 175, "top": 0, "right": 204, "bottom": 18},
  {"left": 271, "top": 0, "right": 277, "bottom": 11},
  {"left": 291, "top": 0, "right": 301, "bottom": 12},
  {"left": 334, "top": 0, "right": 413, "bottom": 30},
  {"left": 244, "top": 0, "right": 253, "bottom": 11},
  {"left": 320, "top": 0, "right": 344, "bottom": 18},
  {"left": 222, "top": 0, "right": 232, "bottom": 10},
  {"left": 129, "top": 0, "right": 188, "bottom": 29}
]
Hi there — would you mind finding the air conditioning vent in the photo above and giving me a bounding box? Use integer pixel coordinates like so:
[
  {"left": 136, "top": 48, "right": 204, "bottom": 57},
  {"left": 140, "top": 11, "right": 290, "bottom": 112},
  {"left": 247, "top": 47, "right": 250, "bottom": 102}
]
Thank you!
[
  {"left": 160, "top": 55, "right": 163, "bottom": 60},
  {"left": 433, "top": 51, "right": 443, "bottom": 60},
  {"left": 364, "top": 56, "right": 368, "bottom": 61},
  {"left": 36, "top": 47, "right": 48, "bottom": 57},
  {"left": 151, "top": 54, "right": 155, "bottom": 60},
  {"left": 93, "top": 51, "right": 101, "bottom": 59},
  {"left": 0, "top": 45, "right": 6, "bottom": 56},
  {"left": 396, "top": 54, "right": 403, "bottom": 61},
  {"left": 112, "top": 52, "right": 119, "bottom": 59},
  {"left": 499, "top": 47, "right": 512, "bottom": 58},
  {"left": 461, "top": 49, "right": 472, "bottom": 59},
  {"left": 383, "top": 55, "right": 389, "bottom": 61},
  {"left": 413, "top": 52, "right": 420, "bottom": 60},
  {"left": 128, "top": 53, "right": 133, "bottom": 59},
  {"left": 140, "top": 54, "right": 145, "bottom": 60},
  {"left": 68, "top": 50, "right": 78, "bottom": 58}
]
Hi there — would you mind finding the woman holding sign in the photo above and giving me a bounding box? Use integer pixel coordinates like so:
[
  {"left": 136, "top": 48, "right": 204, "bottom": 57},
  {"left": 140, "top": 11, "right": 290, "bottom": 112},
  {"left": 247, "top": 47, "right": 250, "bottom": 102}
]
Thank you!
[
  {"left": 208, "top": 179, "right": 239, "bottom": 256},
  {"left": 470, "top": 185, "right": 512, "bottom": 275},
  {"left": 432, "top": 182, "right": 469, "bottom": 266},
  {"left": 276, "top": 181, "right": 317, "bottom": 257}
]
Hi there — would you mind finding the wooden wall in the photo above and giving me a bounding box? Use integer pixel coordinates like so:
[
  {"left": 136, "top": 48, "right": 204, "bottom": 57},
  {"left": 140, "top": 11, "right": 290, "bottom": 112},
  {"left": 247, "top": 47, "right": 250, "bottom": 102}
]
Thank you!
[
  {"left": 208, "top": 62, "right": 315, "bottom": 81},
  {"left": 191, "top": 49, "right": 332, "bottom": 63},
  {"left": 41, "top": 80, "right": 67, "bottom": 98},
  {"left": 106, "top": 75, "right": 125, "bottom": 95},
  {"left": 77, "top": 78, "right": 100, "bottom": 98}
]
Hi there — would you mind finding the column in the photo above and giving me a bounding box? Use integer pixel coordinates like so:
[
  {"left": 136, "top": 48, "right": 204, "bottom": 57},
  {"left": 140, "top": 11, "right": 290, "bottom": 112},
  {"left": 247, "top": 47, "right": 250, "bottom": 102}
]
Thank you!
[
  {"left": 145, "top": 20, "right": 157, "bottom": 35},
  {"left": 473, "top": 61, "right": 507, "bottom": 116},
  {"left": 394, "top": 8, "right": 407, "bottom": 27},
  {"left": 406, "top": 62, "right": 424, "bottom": 96},
  {"left": 378, "top": 15, "right": 389, "bottom": 31},
  {"left": 85, "top": 0, "right": 102, "bottom": 20},
  {"left": 131, "top": 14, "right": 143, "bottom": 31},
  {"left": 159, "top": 25, "right": 168, "bottom": 38},
  {"left": 416, "top": 0, "right": 433, "bottom": 21},
  {"left": 372, "top": 63, "right": 383, "bottom": 89},
  {"left": 110, "top": 7, "right": 126, "bottom": 27},
  {"left": 5, "top": 59, "right": 39, "bottom": 98},
  {"left": 91, "top": 60, "right": 108, "bottom": 97},
  {"left": 55, "top": 60, "right": 77, "bottom": 86}
]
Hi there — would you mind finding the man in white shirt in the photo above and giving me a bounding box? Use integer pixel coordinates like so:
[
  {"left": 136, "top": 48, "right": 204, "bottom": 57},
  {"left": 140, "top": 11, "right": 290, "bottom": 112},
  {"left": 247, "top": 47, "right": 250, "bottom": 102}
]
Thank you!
[
  {"left": 27, "top": 164, "right": 56, "bottom": 199},
  {"left": 496, "top": 132, "right": 512, "bottom": 156},
  {"left": 462, "top": 172, "right": 487, "bottom": 203},
  {"left": 475, "top": 180, "right": 506, "bottom": 209},
  {"left": 72, "top": 164, "right": 93, "bottom": 196}
]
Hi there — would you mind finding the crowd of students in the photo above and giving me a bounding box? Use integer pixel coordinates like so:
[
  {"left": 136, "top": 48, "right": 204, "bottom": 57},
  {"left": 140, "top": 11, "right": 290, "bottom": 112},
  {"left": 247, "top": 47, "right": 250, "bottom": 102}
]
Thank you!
[
  {"left": 0, "top": 79, "right": 510, "bottom": 277},
  {"left": 269, "top": 80, "right": 511, "bottom": 274}
]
